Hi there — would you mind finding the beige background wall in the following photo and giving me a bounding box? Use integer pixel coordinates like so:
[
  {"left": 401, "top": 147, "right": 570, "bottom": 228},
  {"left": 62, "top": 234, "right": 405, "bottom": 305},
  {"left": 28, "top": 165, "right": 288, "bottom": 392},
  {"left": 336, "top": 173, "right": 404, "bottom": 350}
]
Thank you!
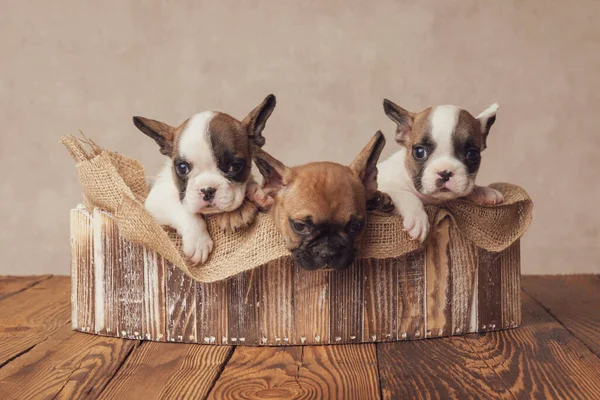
[{"left": 1, "top": 0, "right": 598, "bottom": 275}]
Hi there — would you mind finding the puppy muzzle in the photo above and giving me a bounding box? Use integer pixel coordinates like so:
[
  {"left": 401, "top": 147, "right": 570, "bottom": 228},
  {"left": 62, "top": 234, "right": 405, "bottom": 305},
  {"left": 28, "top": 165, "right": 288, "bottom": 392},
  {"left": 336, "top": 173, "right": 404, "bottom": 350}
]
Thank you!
[{"left": 292, "top": 234, "right": 355, "bottom": 271}]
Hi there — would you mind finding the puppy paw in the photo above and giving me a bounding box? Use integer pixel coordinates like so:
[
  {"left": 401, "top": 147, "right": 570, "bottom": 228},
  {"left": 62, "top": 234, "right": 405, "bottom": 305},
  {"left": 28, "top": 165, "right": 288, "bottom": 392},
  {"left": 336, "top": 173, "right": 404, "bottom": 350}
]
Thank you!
[
  {"left": 246, "top": 181, "right": 274, "bottom": 210},
  {"left": 466, "top": 186, "right": 504, "bottom": 205},
  {"left": 402, "top": 208, "right": 430, "bottom": 243},
  {"left": 182, "top": 229, "right": 213, "bottom": 265},
  {"left": 215, "top": 200, "right": 259, "bottom": 233},
  {"left": 367, "top": 190, "right": 396, "bottom": 215}
]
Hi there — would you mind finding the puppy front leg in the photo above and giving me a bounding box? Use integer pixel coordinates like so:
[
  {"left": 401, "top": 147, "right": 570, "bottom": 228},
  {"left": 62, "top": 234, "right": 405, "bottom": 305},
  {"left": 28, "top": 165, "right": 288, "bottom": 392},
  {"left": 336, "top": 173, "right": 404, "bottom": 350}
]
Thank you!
[
  {"left": 390, "top": 190, "right": 430, "bottom": 243},
  {"left": 465, "top": 185, "right": 504, "bottom": 205},
  {"left": 246, "top": 177, "right": 273, "bottom": 210},
  {"left": 171, "top": 210, "right": 214, "bottom": 265}
]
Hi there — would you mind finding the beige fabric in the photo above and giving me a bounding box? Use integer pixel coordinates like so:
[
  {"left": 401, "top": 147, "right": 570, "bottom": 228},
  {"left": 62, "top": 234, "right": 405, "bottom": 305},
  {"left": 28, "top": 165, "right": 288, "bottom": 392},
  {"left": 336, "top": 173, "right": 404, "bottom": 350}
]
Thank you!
[{"left": 62, "top": 135, "right": 533, "bottom": 283}]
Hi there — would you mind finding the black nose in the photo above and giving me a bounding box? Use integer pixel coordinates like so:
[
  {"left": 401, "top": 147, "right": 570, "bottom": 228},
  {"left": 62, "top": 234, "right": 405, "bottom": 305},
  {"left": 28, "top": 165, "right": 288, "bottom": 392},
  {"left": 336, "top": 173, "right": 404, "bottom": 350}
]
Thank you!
[
  {"left": 200, "top": 187, "right": 216, "bottom": 202},
  {"left": 438, "top": 170, "right": 453, "bottom": 182}
]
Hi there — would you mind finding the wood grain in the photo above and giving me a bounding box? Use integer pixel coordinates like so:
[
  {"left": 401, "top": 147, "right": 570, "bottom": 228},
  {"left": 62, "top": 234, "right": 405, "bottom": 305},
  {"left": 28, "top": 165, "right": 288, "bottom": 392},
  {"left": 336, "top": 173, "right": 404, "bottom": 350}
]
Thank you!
[
  {"left": 465, "top": 290, "right": 600, "bottom": 399},
  {"left": 142, "top": 248, "right": 166, "bottom": 341},
  {"left": 71, "top": 208, "right": 95, "bottom": 332},
  {"left": 293, "top": 263, "right": 330, "bottom": 345},
  {"left": 425, "top": 217, "right": 452, "bottom": 338},
  {"left": 197, "top": 279, "right": 228, "bottom": 345},
  {"left": 0, "top": 324, "right": 137, "bottom": 399},
  {"left": 227, "top": 269, "right": 259, "bottom": 345},
  {"left": 448, "top": 224, "right": 478, "bottom": 335},
  {"left": 329, "top": 263, "right": 363, "bottom": 343},
  {"left": 0, "top": 276, "right": 71, "bottom": 366},
  {"left": 377, "top": 337, "right": 511, "bottom": 399},
  {"left": 500, "top": 241, "right": 521, "bottom": 329},
  {"left": 98, "top": 341, "right": 232, "bottom": 400},
  {"left": 0, "top": 275, "right": 52, "bottom": 301},
  {"left": 397, "top": 250, "right": 426, "bottom": 340},
  {"left": 165, "top": 261, "right": 196, "bottom": 342},
  {"left": 477, "top": 248, "right": 503, "bottom": 332},
  {"left": 258, "top": 259, "right": 295, "bottom": 345},
  {"left": 210, "top": 344, "right": 380, "bottom": 399},
  {"left": 363, "top": 258, "right": 396, "bottom": 342},
  {"left": 116, "top": 237, "right": 144, "bottom": 339},
  {"left": 522, "top": 274, "right": 600, "bottom": 357}
]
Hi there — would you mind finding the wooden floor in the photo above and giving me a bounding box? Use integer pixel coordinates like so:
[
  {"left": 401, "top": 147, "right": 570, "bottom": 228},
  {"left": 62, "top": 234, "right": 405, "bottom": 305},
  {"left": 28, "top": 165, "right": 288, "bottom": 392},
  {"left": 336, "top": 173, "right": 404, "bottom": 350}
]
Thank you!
[{"left": 0, "top": 275, "right": 598, "bottom": 399}]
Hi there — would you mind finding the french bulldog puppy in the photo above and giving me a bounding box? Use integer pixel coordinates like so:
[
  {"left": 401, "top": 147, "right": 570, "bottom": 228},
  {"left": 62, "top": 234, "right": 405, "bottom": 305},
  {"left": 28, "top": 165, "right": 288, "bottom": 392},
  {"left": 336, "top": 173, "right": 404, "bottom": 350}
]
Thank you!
[
  {"left": 134, "top": 95, "right": 276, "bottom": 265},
  {"left": 377, "top": 99, "right": 502, "bottom": 242},
  {"left": 254, "top": 132, "right": 389, "bottom": 271}
]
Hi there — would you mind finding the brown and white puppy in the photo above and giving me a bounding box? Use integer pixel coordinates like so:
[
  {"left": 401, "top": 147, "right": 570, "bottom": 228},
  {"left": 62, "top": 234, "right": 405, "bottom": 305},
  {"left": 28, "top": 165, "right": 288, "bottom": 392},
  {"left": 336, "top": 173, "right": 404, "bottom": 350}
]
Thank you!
[
  {"left": 134, "top": 95, "right": 276, "bottom": 265},
  {"left": 254, "top": 132, "right": 387, "bottom": 271},
  {"left": 377, "top": 99, "right": 502, "bottom": 242}
]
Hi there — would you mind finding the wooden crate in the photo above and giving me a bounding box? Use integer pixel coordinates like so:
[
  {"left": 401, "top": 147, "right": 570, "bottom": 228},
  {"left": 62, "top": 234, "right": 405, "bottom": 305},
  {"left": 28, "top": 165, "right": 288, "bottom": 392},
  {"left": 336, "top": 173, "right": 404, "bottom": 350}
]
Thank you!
[{"left": 70, "top": 206, "right": 520, "bottom": 345}]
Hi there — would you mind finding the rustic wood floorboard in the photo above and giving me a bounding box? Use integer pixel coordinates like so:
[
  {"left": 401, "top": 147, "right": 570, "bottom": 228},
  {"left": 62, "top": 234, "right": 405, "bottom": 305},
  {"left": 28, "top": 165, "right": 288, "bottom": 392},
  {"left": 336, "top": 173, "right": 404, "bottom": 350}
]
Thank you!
[
  {"left": 97, "top": 341, "right": 233, "bottom": 400},
  {"left": 0, "top": 276, "right": 71, "bottom": 367},
  {"left": 0, "top": 275, "right": 52, "bottom": 300},
  {"left": 209, "top": 344, "right": 380, "bottom": 400},
  {"left": 0, "top": 325, "right": 138, "bottom": 399},
  {"left": 522, "top": 274, "right": 600, "bottom": 358}
]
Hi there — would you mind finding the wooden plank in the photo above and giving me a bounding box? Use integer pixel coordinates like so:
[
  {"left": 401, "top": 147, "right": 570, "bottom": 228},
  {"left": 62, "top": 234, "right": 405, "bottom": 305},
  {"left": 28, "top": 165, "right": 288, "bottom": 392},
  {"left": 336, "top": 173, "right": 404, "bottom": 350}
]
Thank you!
[
  {"left": 397, "top": 250, "right": 425, "bottom": 340},
  {"left": 227, "top": 269, "right": 258, "bottom": 345},
  {"left": 116, "top": 237, "right": 144, "bottom": 340},
  {"left": 209, "top": 344, "right": 380, "bottom": 399},
  {"left": 0, "top": 325, "right": 137, "bottom": 399},
  {"left": 466, "top": 291, "right": 600, "bottom": 399},
  {"left": 363, "top": 258, "right": 396, "bottom": 342},
  {"left": 258, "top": 259, "right": 295, "bottom": 345},
  {"left": 165, "top": 262, "right": 196, "bottom": 343},
  {"left": 197, "top": 279, "right": 228, "bottom": 345},
  {"left": 142, "top": 249, "right": 166, "bottom": 341},
  {"left": 448, "top": 224, "right": 478, "bottom": 335},
  {"left": 93, "top": 209, "right": 119, "bottom": 336},
  {"left": 0, "top": 277, "right": 71, "bottom": 366},
  {"left": 425, "top": 217, "right": 452, "bottom": 338},
  {"left": 377, "top": 338, "right": 510, "bottom": 399},
  {"left": 71, "top": 208, "right": 94, "bottom": 332},
  {"left": 329, "top": 263, "right": 363, "bottom": 343},
  {"left": 293, "top": 263, "right": 330, "bottom": 345},
  {"left": 522, "top": 274, "right": 600, "bottom": 357},
  {"left": 98, "top": 341, "right": 232, "bottom": 400},
  {"left": 477, "top": 248, "right": 502, "bottom": 332},
  {"left": 0, "top": 275, "right": 52, "bottom": 301},
  {"left": 500, "top": 241, "right": 521, "bottom": 329}
]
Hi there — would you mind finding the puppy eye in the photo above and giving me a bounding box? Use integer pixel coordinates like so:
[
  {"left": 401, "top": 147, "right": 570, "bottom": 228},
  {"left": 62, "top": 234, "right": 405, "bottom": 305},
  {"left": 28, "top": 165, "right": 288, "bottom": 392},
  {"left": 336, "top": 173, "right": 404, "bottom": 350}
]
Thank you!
[
  {"left": 291, "top": 220, "right": 310, "bottom": 235},
  {"left": 466, "top": 149, "right": 480, "bottom": 163},
  {"left": 228, "top": 160, "right": 245, "bottom": 174},
  {"left": 412, "top": 146, "right": 428, "bottom": 161},
  {"left": 347, "top": 220, "right": 364, "bottom": 235},
  {"left": 175, "top": 161, "right": 190, "bottom": 176}
]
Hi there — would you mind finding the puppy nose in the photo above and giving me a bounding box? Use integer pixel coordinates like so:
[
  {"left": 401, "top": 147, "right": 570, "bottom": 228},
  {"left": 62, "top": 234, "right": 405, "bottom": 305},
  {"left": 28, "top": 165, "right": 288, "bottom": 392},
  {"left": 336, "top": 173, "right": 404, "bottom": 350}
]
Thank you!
[
  {"left": 438, "top": 170, "right": 453, "bottom": 182},
  {"left": 200, "top": 187, "right": 216, "bottom": 202},
  {"left": 319, "top": 248, "right": 338, "bottom": 264}
]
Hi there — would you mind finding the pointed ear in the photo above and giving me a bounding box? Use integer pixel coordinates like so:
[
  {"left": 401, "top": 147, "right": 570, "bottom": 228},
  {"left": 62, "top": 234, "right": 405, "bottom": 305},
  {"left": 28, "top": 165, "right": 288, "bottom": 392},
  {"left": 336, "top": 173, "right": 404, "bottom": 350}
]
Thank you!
[
  {"left": 253, "top": 147, "right": 293, "bottom": 196},
  {"left": 133, "top": 116, "right": 176, "bottom": 156},
  {"left": 476, "top": 103, "right": 499, "bottom": 150},
  {"left": 242, "top": 94, "right": 277, "bottom": 148},
  {"left": 349, "top": 131, "right": 386, "bottom": 199},
  {"left": 383, "top": 99, "right": 415, "bottom": 145}
]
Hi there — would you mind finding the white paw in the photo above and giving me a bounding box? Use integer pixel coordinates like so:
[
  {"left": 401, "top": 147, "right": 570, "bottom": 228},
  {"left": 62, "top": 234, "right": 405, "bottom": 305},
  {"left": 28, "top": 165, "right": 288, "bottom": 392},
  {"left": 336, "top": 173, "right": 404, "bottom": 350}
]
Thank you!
[
  {"left": 182, "top": 230, "right": 214, "bottom": 265},
  {"left": 466, "top": 186, "right": 504, "bottom": 205},
  {"left": 402, "top": 207, "right": 430, "bottom": 243},
  {"left": 246, "top": 182, "right": 274, "bottom": 210}
]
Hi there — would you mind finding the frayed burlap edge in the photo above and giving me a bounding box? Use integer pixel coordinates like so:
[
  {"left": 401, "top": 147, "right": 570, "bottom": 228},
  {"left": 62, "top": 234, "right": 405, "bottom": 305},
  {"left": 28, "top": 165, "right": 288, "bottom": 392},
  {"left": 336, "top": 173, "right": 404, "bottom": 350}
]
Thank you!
[{"left": 62, "top": 135, "right": 533, "bottom": 283}]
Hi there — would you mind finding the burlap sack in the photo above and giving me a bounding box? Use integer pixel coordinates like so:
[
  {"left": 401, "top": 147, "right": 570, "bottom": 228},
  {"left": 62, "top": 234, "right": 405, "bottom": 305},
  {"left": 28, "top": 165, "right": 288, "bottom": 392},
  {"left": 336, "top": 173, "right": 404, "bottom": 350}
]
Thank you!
[{"left": 62, "top": 135, "right": 533, "bottom": 283}]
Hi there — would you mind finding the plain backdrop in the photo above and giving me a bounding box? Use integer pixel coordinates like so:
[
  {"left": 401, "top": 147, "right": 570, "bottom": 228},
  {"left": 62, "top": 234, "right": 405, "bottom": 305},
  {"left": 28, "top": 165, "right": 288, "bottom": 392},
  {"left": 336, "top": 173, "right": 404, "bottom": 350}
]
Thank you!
[{"left": 1, "top": 0, "right": 599, "bottom": 275}]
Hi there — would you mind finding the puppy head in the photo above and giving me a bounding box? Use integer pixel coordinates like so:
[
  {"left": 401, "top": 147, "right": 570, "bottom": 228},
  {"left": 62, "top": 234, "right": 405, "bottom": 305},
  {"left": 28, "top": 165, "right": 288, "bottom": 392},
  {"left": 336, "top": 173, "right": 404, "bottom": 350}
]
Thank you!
[
  {"left": 254, "top": 132, "right": 386, "bottom": 271},
  {"left": 134, "top": 94, "right": 276, "bottom": 214},
  {"left": 383, "top": 99, "right": 498, "bottom": 201}
]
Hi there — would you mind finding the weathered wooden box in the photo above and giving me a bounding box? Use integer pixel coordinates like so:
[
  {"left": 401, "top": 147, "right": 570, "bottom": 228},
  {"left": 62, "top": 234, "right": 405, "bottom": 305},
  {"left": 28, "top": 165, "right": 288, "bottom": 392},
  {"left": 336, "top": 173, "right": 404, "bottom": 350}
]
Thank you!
[{"left": 71, "top": 206, "right": 521, "bottom": 346}]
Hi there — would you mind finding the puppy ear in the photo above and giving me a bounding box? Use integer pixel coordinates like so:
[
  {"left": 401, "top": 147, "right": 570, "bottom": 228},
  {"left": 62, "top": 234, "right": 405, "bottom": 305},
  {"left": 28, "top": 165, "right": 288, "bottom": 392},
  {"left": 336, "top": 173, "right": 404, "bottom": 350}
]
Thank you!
[
  {"left": 349, "top": 131, "right": 386, "bottom": 198},
  {"left": 253, "top": 147, "right": 293, "bottom": 196},
  {"left": 383, "top": 99, "right": 415, "bottom": 145},
  {"left": 133, "top": 116, "right": 176, "bottom": 156},
  {"left": 243, "top": 94, "right": 277, "bottom": 148},
  {"left": 476, "top": 103, "right": 499, "bottom": 150}
]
